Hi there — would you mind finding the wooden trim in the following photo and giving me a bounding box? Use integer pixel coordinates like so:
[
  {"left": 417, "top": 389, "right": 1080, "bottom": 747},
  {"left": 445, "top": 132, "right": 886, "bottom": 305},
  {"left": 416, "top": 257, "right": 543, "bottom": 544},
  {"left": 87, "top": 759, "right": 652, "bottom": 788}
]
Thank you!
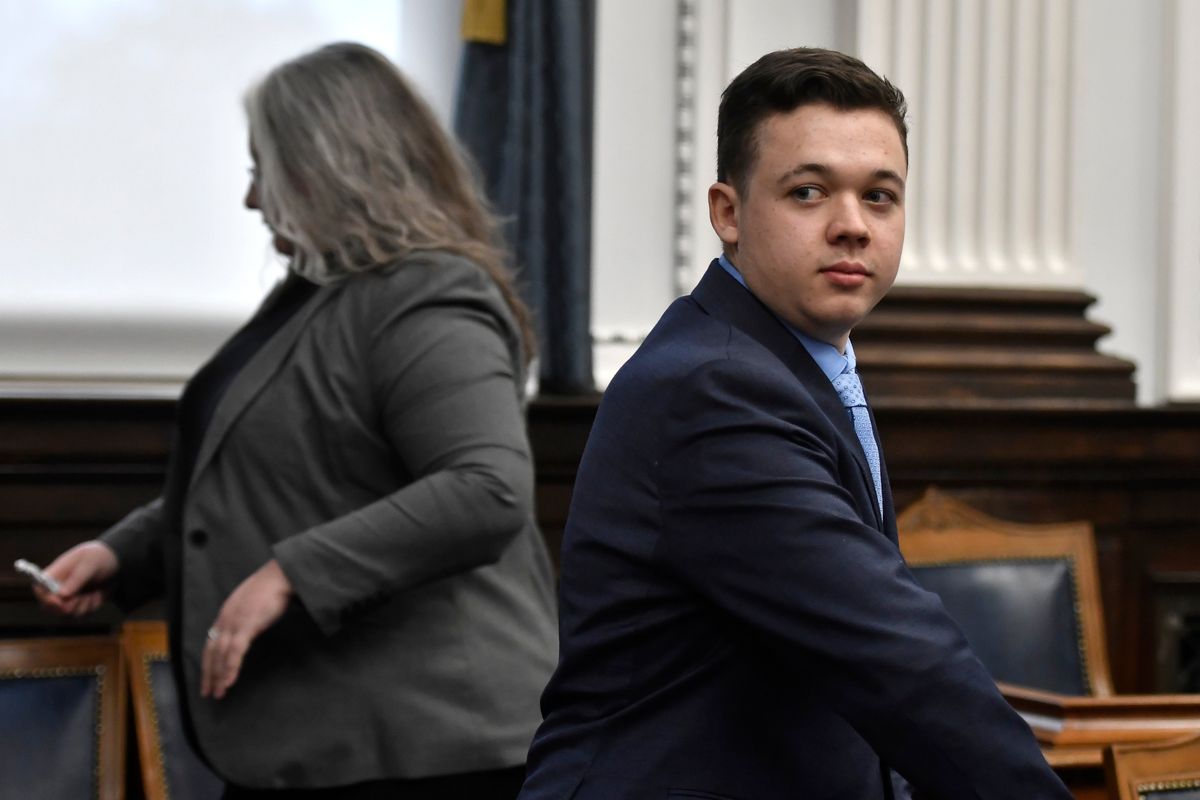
[
  {"left": 121, "top": 621, "right": 170, "bottom": 800},
  {"left": 1002, "top": 682, "right": 1200, "bottom": 752},
  {"left": 1105, "top": 732, "right": 1200, "bottom": 800}
]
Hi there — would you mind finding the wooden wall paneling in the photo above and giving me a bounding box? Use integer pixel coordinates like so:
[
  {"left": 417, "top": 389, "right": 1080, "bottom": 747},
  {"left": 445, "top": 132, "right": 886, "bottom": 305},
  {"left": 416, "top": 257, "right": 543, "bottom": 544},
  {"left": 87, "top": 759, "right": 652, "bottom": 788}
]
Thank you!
[
  {"left": 4, "top": 390, "right": 1200, "bottom": 695},
  {"left": 0, "top": 394, "right": 173, "bottom": 635},
  {"left": 1143, "top": 531, "right": 1200, "bottom": 694},
  {"left": 527, "top": 395, "right": 599, "bottom": 570}
]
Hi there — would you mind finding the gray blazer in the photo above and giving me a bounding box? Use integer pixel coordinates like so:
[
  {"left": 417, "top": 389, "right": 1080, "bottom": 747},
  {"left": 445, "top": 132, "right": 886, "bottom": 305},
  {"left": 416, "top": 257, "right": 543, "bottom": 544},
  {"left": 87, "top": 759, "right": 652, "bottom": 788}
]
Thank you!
[{"left": 102, "top": 252, "right": 558, "bottom": 788}]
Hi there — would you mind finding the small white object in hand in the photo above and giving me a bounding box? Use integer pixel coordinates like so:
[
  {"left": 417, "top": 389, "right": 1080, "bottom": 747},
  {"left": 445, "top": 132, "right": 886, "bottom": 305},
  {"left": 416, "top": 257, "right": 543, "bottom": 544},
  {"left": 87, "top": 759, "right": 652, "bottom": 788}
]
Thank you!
[{"left": 15, "top": 559, "right": 62, "bottom": 594}]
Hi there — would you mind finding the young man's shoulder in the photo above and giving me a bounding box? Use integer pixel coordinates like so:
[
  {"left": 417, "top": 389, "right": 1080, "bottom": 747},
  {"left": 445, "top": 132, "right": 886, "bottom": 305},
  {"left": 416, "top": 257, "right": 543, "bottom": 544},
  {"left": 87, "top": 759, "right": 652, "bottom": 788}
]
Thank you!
[{"left": 602, "top": 295, "right": 816, "bottom": 426}]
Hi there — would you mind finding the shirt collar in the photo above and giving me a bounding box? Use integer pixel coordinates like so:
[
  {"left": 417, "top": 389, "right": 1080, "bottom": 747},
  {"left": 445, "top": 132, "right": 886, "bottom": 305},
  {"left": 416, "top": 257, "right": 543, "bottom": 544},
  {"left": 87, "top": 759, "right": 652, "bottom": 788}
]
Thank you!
[{"left": 717, "top": 254, "right": 853, "bottom": 382}]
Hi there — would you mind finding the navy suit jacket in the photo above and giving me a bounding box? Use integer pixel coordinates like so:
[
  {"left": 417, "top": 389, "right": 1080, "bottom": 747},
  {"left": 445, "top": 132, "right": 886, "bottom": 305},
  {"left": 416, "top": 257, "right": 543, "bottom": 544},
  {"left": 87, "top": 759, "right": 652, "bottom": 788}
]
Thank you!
[{"left": 520, "top": 263, "right": 1071, "bottom": 800}]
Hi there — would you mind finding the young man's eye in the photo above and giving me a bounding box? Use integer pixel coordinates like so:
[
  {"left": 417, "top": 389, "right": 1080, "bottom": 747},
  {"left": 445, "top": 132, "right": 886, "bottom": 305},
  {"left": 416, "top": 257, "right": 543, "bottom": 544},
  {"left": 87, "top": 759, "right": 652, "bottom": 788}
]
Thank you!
[
  {"left": 791, "top": 185, "right": 823, "bottom": 202},
  {"left": 864, "top": 189, "right": 896, "bottom": 205}
]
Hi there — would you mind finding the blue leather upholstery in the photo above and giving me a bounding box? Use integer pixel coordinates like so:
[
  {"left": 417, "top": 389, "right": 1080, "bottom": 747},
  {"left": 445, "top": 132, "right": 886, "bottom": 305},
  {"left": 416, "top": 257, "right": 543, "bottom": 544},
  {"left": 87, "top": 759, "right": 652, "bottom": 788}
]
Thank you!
[
  {"left": 0, "top": 672, "right": 101, "bottom": 798},
  {"left": 910, "top": 557, "right": 1089, "bottom": 695},
  {"left": 145, "top": 656, "right": 223, "bottom": 800}
]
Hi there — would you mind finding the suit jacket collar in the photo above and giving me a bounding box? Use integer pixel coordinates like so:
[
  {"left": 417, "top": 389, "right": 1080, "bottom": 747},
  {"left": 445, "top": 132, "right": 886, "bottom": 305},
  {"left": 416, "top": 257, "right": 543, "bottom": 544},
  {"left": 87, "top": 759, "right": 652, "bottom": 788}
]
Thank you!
[
  {"left": 690, "top": 260, "right": 887, "bottom": 532},
  {"left": 188, "top": 279, "right": 340, "bottom": 494}
]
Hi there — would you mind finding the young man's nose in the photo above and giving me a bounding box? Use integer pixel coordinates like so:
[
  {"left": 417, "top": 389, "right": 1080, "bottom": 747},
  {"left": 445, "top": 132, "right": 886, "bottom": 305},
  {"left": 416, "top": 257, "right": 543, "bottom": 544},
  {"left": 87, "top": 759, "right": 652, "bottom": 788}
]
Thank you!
[{"left": 827, "top": 195, "right": 870, "bottom": 245}]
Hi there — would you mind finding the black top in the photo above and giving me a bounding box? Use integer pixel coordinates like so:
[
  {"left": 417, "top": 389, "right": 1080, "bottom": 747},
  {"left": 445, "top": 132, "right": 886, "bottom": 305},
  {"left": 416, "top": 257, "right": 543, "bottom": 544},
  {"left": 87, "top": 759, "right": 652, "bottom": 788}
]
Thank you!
[{"left": 165, "top": 272, "right": 318, "bottom": 527}]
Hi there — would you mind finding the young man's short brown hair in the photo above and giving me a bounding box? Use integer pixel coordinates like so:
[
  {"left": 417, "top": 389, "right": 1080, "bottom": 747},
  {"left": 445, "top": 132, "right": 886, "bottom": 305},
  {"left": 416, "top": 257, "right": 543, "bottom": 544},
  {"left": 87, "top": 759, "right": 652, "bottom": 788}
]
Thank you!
[{"left": 717, "top": 47, "right": 908, "bottom": 196}]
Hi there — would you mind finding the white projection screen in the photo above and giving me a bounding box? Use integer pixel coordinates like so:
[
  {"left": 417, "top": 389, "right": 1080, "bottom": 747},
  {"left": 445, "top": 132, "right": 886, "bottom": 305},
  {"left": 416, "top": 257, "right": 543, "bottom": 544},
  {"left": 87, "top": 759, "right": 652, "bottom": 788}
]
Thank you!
[{"left": 0, "top": 0, "right": 461, "bottom": 389}]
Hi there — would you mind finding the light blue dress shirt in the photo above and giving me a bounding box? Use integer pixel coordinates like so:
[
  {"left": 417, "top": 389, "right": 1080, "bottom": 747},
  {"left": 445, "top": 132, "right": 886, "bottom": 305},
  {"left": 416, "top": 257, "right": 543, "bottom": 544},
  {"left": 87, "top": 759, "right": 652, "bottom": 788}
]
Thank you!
[{"left": 717, "top": 254, "right": 855, "bottom": 379}]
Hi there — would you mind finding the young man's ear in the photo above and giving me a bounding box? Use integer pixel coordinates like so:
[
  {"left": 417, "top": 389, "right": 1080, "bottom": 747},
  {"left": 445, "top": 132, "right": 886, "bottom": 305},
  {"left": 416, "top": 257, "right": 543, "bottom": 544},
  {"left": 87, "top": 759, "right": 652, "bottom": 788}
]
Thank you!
[{"left": 708, "top": 182, "right": 740, "bottom": 249}]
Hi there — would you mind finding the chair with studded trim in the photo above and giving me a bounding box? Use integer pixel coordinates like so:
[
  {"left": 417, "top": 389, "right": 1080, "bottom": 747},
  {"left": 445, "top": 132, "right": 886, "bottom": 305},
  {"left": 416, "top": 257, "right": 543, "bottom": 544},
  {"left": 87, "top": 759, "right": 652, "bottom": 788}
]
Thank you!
[
  {"left": 0, "top": 635, "right": 126, "bottom": 799},
  {"left": 1106, "top": 733, "right": 1200, "bottom": 800},
  {"left": 122, "top": 621, "right": 224, "bottom": 800},
  {"left": 897, "top": 487, "right": 1114, "bottom": 697}
]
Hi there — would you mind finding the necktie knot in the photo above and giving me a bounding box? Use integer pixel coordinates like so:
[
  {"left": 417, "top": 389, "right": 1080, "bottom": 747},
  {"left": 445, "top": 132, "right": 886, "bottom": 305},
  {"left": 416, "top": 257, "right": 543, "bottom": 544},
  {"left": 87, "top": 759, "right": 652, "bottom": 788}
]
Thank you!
[{"left": 832, "top": 369, "right": 867, "bottom": 409}]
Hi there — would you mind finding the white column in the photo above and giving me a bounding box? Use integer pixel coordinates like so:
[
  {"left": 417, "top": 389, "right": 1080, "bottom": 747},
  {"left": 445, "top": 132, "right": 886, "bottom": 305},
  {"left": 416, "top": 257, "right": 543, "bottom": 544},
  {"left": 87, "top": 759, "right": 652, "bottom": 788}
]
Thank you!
[
  {"left": 589, "top": 0, "right": 681, "bottom": 384},
  {"left": 858, "top": 0, "right": 1080, "bottom": 288},
  {"left": 947, "top": 0, "right": 983, "bottom": 275},
  {"left": 676, "top": 0, "right": 728, "bottom": 297},
  {"left": 1164, "top": 0, "right": 1200, "bottom": 400}
]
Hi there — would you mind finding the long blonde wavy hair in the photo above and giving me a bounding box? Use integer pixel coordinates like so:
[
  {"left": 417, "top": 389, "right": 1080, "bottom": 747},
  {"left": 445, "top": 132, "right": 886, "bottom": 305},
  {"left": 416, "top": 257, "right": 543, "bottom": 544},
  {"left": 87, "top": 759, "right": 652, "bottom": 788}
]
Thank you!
[{"left": 243, "top": 42, "right": 536, "bottom": 363}]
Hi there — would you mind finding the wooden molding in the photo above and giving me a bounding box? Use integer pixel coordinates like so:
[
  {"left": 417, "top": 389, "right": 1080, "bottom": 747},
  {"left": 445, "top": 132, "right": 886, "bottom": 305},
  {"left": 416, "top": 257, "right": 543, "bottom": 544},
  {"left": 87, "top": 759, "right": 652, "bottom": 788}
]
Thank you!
[
  {"left": 1001, "top": 682, "right": 1200, "bottom": 771},
  {"left": 1106, "top": 732, "right": 1200, "bottom": 800},
  {"left": 856, "top": 286, "right": 1138, "bottom": 407}
]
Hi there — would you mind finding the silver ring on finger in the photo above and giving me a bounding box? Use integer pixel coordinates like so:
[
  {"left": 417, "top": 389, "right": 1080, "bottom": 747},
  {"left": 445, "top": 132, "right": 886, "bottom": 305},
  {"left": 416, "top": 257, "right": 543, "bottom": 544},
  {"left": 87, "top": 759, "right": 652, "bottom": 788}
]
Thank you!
[{"left": 207, "top": 627, "right": 221, "bottom": 642}]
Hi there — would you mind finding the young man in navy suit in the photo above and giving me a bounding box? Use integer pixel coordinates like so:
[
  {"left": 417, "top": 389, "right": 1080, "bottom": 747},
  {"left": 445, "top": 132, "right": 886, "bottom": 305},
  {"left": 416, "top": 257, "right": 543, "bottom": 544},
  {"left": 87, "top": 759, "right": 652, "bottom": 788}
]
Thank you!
[{"left": 520, "top": 48, "right": 1071, "bottom": 799}]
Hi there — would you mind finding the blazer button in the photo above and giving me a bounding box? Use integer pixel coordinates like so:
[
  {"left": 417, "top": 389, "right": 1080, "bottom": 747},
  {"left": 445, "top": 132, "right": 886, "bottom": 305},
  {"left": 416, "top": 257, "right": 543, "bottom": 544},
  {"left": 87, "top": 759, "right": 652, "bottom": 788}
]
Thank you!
[{"left": 188, "top": 530, "right": 208, "bottom": 548}]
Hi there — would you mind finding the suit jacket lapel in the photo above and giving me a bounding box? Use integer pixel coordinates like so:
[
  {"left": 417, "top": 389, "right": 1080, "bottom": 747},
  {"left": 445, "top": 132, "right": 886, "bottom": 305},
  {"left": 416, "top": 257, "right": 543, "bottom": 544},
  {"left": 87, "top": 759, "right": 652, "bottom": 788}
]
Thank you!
[
  {"left": 188, "top": 281, "right": 339, "bottom": 495},
  {"left": 691, "top": 260, "right": 885, "bottom": 531}
]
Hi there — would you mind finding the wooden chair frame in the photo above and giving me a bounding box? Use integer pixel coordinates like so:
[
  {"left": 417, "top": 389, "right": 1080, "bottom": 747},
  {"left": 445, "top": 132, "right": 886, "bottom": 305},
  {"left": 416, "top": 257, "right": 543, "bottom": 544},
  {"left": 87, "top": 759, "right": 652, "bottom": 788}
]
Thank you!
[
  {"left": 123, "top": 620, "right": 224, "bottom": 800},
  {"left": 897, "top": 487, "right": 1114, "bottom": 697},
  {"left": 1106, "top": 733, "right": 1200, "bottom": 800},
  {"left": 0, "top": 635, "right": 127, "bottom": 800},
  {"left": 123, "top": 621, "right": 175, "bottom": 800}
]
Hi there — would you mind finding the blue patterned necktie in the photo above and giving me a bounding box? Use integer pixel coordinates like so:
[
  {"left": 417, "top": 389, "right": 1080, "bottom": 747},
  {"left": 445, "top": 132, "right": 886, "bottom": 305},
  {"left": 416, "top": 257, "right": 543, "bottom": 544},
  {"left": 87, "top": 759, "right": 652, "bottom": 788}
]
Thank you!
[{"left": 831, "top": 367, "right": 884, "bottom": 516}]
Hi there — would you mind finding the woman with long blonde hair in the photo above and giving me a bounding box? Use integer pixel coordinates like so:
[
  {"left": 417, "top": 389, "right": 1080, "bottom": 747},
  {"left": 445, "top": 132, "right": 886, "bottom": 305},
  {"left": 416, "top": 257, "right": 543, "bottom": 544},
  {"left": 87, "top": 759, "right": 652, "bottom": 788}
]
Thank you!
[{"left": 36, "top": 42, "right": 556, "bottom": 799}]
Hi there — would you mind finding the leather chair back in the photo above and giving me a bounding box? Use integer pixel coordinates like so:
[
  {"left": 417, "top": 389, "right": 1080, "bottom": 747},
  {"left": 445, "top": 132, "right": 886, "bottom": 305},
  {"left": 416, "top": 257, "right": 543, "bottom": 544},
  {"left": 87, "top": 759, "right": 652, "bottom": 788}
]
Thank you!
[
  {"left": 898, "top": 487, "right": 1113, "bottom": 697},
  {"left": 911, "top": 557, "right": 1087, "bottom": 694},
  {"left": 0, "top": 636, "right": 126, "bottom": 799}
]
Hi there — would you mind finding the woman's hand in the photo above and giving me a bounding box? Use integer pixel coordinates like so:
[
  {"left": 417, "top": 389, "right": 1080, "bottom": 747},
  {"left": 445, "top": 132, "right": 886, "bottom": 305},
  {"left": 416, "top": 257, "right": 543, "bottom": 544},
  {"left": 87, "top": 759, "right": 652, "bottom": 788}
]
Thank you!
[
  {"left": 34, "top": 541, "right": 119, "bottom": 616},
  {"left": 201, "top": 559, "right": 293, "bottom": 700}
]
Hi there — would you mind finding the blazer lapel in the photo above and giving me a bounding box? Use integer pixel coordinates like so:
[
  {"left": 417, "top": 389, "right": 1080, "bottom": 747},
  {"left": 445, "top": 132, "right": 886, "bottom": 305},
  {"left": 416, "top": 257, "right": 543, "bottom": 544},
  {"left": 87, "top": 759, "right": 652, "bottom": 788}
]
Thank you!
[
  {"left": 188, "top": 281, "right": 339, "bottom": 494},
  {"left": 691, "top": 261, "right": 884, "bottom": 530}
]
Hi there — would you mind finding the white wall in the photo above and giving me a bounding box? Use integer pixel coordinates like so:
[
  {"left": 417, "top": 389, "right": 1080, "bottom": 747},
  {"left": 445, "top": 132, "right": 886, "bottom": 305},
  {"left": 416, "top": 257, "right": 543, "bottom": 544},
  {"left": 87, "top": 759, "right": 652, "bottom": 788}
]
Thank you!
[
  {"left": 1071, "top": 0, "right": 1169, "bottom": 403},
  {"left": 727, "top": 0, "right": 852, "bottom": 72},
  {"left": 396, "top": 0, "right": 464, "bottom": 127},
  {"left": 590, "top": 0, "right": 680, "bottom": 380},
  {"left": 1163, "top": 0, "right": 1200, "bottom": 399}
]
